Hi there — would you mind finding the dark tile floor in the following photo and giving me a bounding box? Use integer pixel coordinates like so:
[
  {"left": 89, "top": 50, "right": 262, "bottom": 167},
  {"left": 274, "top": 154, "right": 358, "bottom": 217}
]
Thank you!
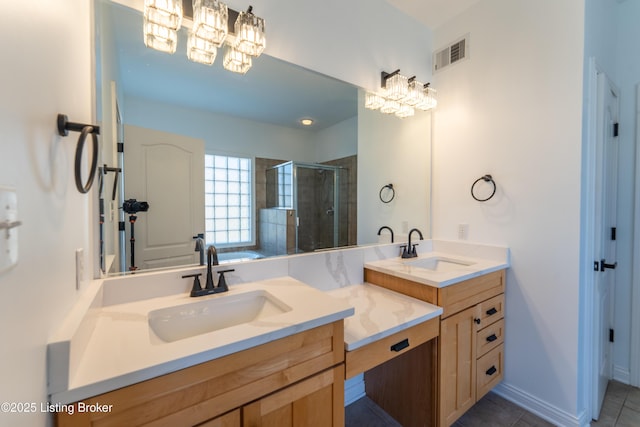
[{"left": 345, "top": 381, "right": 640, "bottom": 427}]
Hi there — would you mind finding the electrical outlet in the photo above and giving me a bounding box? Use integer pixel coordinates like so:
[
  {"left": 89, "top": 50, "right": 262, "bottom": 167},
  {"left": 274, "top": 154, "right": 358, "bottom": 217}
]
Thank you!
[
  {"left": 75, "top": 248, "right": 84, "bottom": 290},
  {"left": 458, "top": 223, "right": 469, "bottom": 240}
]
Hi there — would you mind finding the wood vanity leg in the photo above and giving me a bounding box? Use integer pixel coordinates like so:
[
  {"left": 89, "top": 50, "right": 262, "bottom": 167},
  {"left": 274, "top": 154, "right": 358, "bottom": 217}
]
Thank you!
[{"left": 364, "top": 339, "right": 438, "bottom": 427}]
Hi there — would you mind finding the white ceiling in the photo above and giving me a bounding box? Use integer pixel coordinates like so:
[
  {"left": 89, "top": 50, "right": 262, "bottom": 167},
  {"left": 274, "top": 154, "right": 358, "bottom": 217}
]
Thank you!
[{"left": 385, "top": 0, "right": 483, "bottom": 29}]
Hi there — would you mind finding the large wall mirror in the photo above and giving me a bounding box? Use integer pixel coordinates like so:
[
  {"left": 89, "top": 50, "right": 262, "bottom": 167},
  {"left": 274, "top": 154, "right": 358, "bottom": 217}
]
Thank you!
[{"left": 95, "top": 0, "right": 432, "bottom": 276}]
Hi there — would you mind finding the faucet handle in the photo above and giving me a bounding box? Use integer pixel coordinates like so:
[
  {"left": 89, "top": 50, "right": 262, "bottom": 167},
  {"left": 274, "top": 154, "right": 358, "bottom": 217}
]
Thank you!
[
  {"left": 400, "top": 245, "right": 408, "bottom": 258},
  {"left": 411, "top": 243, "right": 419, "bottom": 255},
  {"left": 182, "top": 273, "right": 203, "bottom": 297},
  {"left": 216, "top": 269, "right": 235, "bottom": 293}
]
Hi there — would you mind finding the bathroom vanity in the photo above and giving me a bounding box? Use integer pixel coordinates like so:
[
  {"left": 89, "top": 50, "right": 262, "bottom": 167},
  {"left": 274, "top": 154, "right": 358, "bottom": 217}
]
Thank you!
[
  {"left": 364, "top": 248, "right": 507, "bottom": 427},
  {"left": 48, "top": 241, "right": 509, "bottom": 427}
]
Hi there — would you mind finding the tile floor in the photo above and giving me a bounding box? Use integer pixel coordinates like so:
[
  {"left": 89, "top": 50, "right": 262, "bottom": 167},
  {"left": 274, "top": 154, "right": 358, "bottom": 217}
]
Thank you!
[{"left": 345, "top": 380, "right": 640, "bottom": 427}]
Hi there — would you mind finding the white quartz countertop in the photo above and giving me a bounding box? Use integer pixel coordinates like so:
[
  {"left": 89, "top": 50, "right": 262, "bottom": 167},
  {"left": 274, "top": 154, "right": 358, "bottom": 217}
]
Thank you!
[
  {"left": 48, "top": 276, "right": 353, "bottom": 405},
  {"left": 364, "top": 250, "right": 509, "bottom": 288},
  {"left": 327, "top": 283, "right": 442, "bottom": 351}
]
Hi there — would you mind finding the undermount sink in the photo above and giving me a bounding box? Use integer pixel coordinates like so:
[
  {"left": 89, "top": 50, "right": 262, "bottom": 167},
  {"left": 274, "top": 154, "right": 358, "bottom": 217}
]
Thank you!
[
  {"left": 405, "top": 256, "right": 475, "bottom": 272},
  {"left": 149, "top": 290, "right": 292, "bottom": 343}
]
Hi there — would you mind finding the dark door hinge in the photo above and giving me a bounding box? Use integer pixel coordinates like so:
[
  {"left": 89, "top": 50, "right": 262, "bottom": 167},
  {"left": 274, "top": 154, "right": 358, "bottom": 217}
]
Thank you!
[
  {"left": 611, "top": 227, "right": 617, "bottom": 241},
  {"left": 117, "top": 142, "right": 124, "bottom": 153},
  {"left": 118, "top": 221, "right": 126, "bottom": 231},
  {"left": 609, "top": 328, "right": 615, "bottom": 343},
  {"left": 613, "top": 123, "right": 619, "bottom": 137}
]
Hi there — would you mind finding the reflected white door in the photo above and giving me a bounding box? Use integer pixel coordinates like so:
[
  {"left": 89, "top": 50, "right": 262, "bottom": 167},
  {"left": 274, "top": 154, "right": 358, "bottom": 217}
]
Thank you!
[
  {"left": 593, "top": 72, "right": 619, "bottom": 419},
  {"left": 124, "top": 125, "right": 205, "bottom": 271}
]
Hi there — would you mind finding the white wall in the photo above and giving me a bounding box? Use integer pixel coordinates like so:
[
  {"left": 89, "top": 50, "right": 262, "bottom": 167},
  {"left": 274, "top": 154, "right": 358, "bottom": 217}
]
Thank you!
[
  {"left": 124, "top": 96, "right": 357, "bottom": 163},
  {"left": 358, "top": 91, "right": 432, "bottom": 244},
  {"left": 432, "top": 0, "right": 585, "bottom": 424},
  {"left": 0, "top": 2, "right": 93, "bottom": 426}
]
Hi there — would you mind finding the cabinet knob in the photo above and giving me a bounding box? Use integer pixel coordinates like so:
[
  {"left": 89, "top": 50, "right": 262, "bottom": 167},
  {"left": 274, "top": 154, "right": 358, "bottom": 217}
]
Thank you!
[{"left": 474, "top": 318, "right": 481, "bottom": 325}]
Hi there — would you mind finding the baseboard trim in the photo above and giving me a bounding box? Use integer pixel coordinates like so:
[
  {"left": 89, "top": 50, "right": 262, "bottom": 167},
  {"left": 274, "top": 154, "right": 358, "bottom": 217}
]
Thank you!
[
  {"left": 344, "top": 374, "right": 366, "bottom": 406},
  {"left": 613, "top": 365, "right": 631, "bottom": 385},
  {"left": 493, "top": 383, "right": 590, "bottom": 427}
]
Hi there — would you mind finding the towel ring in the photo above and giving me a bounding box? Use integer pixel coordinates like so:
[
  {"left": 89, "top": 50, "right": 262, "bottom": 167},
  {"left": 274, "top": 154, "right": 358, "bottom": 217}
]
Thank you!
[
  {"left": 471, "top": 174, "right": 496, "bottom": 202},
  {"left": 57, "top": 114, "right": 100, "bottom": 194},
  {"left": 379, "top": 183, "right": 395, "bottom": 203}
]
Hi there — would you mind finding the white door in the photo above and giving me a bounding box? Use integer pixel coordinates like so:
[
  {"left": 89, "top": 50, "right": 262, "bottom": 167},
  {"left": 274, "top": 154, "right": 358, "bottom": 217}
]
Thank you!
[
  {"left": 592, "top": 72, "right": 619, "bottom": 419},
  {"left": 124, "top": 125, "right": 205, "bottom": 271}
]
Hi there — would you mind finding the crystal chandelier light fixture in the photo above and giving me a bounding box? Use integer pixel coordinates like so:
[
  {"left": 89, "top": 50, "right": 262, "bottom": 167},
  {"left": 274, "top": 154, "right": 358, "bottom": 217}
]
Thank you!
[
  {"left": 143, "top": 0, "right": 183, "bottom": 54},
  {"left": 142, "top": 1, "right": 265, "bottom": 73},
  {"left": 223, "top": 44, "right": 252, "bottom": 74},
  {"left": 192, "top": 0, "right": 228, "bottom": 46},
  {"left": 365, "top": 69, "right": 437, "bottom": 119},
  {"left": 187, "top": 32, "right": 218, "bottom": 65},
  {"left": 234, "top": 6, "right": 266, "bottom": 57}
]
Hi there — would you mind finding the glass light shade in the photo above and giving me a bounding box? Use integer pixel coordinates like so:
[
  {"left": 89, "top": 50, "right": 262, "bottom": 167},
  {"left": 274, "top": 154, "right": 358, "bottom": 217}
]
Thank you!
[
  {"left": 223, "top": 45, "right": 252, "bottom": 74},
  {"left": 192, "top": 0, "right": 228, "bottom": 46},
  {"left": 402, "top": 80, "right": 424, "bottom": 106},
  {"left": 395, "top": 104, "right": 415, "bottom": 118},
  {"left": 234, "top": 10, "right": 266, "bottom": 57},
  {"left": 187, "top": 32, "right": 218, "bottom": 65},
  {"left": 417, "top": 87, "right": 438, "bottom": 110},
  {"left": 380, "top": 99, "right": 401, "bottom": 114},
  {"left": 144, "top": 21, "right": 178, "bottom": 53},
  {"left": 144, "top": 0, "right": 183, "bottom": 30},
  {"left": 384, "top": 73, "right": 409, "bottom": 101},
  {"left": 364, "top": 92, "right": 386, "bottom": 110}
]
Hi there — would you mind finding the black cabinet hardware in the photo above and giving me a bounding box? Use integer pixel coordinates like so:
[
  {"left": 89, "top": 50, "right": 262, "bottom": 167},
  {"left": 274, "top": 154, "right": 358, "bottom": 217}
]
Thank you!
[
  {"left": 474, "top": 318, "right": 481, "bottom": 325},
  {"left": 486, "top": 307, "right": 498, "bottom": 316},
  {"left": 486, "top": 334, "right": 498, "bottom": 342},
  {"left": 390, "top": 338, "right": 410, "bottom": 352},
  {"left": 486, "top": 366, "right": 497, "bottom": 376}
]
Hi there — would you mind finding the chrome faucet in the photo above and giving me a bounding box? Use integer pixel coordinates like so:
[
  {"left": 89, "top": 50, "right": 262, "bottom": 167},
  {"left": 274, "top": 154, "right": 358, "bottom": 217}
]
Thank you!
[
  {"left": 193, "top": 234, "right": 205, "bottom": 265},
  {"left": 377, "top": 226, "right": 394, "bottom": 243},
  {"left": 401, "top": 228, "right": 424, "bottom": 258}
]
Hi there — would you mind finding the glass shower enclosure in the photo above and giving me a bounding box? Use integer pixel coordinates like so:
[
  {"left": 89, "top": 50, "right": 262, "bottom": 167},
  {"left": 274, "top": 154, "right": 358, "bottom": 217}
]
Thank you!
[{"left": 266, "top": 161, "right": 348, "bottom": 253}]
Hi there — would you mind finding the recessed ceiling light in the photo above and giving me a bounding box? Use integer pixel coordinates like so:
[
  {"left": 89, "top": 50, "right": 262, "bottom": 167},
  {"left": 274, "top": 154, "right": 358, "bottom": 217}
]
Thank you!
[{"left": 300, "top": 118, "right": 314, "bottom": 126}]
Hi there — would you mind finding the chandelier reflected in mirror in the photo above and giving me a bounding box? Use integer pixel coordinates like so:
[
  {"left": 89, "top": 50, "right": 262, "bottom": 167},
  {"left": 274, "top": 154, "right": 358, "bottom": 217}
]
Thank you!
[{"left": 143, "top": 0, "right": 266, "bottom": 73}]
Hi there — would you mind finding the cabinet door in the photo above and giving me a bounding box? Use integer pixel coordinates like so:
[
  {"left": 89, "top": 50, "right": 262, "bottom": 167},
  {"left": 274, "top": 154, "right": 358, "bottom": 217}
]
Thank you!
[
  {"left": 439, "top": 306, "right": 477, "bottom": 427},
  {"left": 197, "top": 409, "right": 241, "bottom": 427},
  {"left": 243, "top": 366, "right": 344, "bottom": 427}
]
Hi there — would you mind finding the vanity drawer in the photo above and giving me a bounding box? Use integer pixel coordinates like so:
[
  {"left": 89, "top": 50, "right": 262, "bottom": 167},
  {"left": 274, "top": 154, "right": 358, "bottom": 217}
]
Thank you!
[
  {"left": 344, "top": 317, "right": 439, "bottom": 379},
  {"left": 475, "top": 294, "right": 504, "bottom": 329},
  {"left": 476, "top": 319, "right": 504, "bottom": 357},
  {"left": 476, "top": 344, "right": 504, "bottom": 400}
]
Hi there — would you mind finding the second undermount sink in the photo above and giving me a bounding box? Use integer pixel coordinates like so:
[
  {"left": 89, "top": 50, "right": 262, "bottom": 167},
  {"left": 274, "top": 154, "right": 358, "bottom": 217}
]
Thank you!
[
  {"left": 405, "top": 256, "right": 476, "bottom": 272},
  {"left": 149, "top": 290, "right": 292, "bottom": 343}
]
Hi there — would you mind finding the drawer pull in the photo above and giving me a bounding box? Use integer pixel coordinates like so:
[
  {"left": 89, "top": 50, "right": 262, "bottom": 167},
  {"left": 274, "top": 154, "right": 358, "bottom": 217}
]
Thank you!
[
  {"left": 486, "top": 366, "right": 497, "bottom": 376},
  {"left": 486, "top": 334, "right": 498, "bottom": 342},
  {"left": 486, "top": 307, "right": 498, "bottom": 316},
  {"left": 390, "top": 338, "right": 410, "bottom": 352}
]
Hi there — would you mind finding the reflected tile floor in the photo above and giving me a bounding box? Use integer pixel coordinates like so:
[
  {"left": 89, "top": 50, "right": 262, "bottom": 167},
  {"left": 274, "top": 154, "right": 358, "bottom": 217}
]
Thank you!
[{"left": 345, "top": 381, "right": 640, "bottom": 427}]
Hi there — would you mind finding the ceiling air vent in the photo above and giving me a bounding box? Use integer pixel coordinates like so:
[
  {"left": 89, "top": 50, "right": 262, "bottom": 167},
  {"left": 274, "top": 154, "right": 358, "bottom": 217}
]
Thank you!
[{"left": 434, "top": 34, "right": 469, "bottom": 72}]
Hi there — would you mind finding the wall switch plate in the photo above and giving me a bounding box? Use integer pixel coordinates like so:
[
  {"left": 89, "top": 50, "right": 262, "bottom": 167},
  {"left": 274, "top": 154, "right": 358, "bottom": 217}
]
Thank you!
[
  {"left": 0, "top": 187, "right": 19, "bottom": 273},
  {"left": 75, "top": 248, "right": 84, "bottom": 290},
  {"left": 458, "top": 223, "right": 469, "bottom": 240}
]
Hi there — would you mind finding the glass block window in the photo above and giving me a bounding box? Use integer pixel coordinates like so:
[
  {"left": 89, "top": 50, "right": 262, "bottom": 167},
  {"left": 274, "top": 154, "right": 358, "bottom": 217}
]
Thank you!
[
  {"left": 204, "top": 154, "right": 252, "bottom": 246},
  {"left": 277, "top": 162, "right": 293, "bottom": 208}
]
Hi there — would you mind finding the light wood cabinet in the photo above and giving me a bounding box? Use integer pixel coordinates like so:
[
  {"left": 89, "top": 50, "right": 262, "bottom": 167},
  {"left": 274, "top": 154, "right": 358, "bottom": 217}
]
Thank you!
[
  {"left": 364, "top": 268, "right": 506, "bottom": 427},
  {"left": 56, "top": 321, "right": 344, "bottom": 427}
]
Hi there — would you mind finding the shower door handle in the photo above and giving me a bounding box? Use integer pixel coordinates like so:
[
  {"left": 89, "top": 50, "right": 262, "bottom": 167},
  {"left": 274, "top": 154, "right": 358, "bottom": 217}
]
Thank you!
[{"left": 326, "top": 207, "right": 334, "bottom": 216}]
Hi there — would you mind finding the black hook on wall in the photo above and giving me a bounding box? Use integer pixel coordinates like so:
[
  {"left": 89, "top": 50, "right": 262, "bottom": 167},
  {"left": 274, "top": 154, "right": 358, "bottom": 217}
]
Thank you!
[{"left": 57, "top": 114, "right": 100, "bottom": 194}]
